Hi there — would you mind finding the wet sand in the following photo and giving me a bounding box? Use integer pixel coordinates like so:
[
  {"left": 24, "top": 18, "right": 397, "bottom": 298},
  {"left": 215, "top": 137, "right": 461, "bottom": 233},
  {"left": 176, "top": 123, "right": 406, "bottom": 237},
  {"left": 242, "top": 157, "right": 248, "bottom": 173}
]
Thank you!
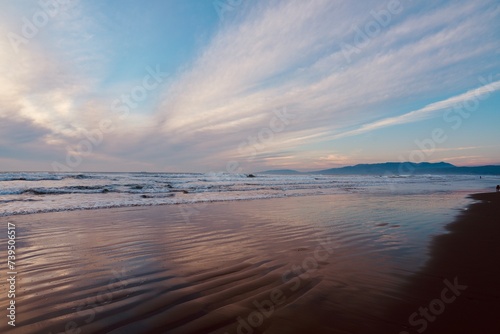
[
  {"left": 0, "top": 192, "right": 498, "bottom": 333},
  {"left": 389, "top": 192, "right": 500, "bottom": 334}
]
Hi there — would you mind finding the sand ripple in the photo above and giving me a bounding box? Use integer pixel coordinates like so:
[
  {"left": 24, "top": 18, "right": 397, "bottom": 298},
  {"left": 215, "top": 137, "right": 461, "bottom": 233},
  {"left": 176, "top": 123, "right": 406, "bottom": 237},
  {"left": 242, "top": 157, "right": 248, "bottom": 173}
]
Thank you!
[{"left": 0, "top": 195, "right": 441, "bottom": 333}]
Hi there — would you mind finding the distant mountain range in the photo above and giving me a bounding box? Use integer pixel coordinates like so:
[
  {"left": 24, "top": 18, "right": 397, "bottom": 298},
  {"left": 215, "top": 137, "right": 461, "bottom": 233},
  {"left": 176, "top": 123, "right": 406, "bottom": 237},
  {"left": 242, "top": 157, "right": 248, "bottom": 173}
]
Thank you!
[{"left": 259, "top": 162, "right": 500, "bottom": 175}]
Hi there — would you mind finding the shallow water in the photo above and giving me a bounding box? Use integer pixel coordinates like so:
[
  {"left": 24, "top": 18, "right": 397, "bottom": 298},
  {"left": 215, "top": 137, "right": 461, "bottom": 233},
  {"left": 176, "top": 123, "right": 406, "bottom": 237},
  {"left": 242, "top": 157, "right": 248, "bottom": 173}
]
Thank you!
[{"left": 0, "top": 191, "right": 480, "bottom": 333}]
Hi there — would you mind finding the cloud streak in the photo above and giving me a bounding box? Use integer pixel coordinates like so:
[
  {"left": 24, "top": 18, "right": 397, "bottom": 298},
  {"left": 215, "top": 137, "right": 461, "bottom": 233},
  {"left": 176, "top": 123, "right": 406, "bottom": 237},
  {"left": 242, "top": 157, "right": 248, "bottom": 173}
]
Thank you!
[
  {"left": 146, "top": 0, "right": 500, "bottom": 170},
  {"left": 330, "top": 79, "right": 500, "bottom": 139},
  {"left": 1, "top": 0, "right": 499, "bottom": 171}
]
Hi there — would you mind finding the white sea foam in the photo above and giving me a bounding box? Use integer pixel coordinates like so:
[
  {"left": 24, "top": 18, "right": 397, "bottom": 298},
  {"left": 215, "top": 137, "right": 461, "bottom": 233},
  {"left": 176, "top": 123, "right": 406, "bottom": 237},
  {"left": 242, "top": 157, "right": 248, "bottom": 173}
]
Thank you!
[{"left": 0, "top": 172, "right": 495, "bottom": 217}]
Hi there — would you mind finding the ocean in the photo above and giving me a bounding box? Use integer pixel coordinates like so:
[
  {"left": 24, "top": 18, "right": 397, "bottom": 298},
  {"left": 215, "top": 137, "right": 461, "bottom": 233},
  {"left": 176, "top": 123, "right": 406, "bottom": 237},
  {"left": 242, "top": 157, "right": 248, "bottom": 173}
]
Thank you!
[{"left": 0, "top": 172, "right": 496, "bottom": 217}]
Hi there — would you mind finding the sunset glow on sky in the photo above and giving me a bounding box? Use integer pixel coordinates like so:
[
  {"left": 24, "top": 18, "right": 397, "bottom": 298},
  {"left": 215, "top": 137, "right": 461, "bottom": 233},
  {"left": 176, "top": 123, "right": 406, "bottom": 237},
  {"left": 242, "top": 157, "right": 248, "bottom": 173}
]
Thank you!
[{"left": 1, "top": 0, "right": 499, "bottom": 172}]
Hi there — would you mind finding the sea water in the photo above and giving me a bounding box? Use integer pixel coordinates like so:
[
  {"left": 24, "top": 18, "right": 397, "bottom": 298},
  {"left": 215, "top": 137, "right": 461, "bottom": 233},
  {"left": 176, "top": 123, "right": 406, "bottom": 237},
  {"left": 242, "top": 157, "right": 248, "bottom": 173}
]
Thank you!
[{"left": 0, "top": 172, "right": 496, "bottom": 217}]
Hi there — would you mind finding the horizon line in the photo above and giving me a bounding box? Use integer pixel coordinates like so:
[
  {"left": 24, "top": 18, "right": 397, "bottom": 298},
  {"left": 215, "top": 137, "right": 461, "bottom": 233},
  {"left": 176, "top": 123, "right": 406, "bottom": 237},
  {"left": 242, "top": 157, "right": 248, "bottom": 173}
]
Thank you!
[{"left": 2, "top": 161, "right": 500, "bottom": 174}]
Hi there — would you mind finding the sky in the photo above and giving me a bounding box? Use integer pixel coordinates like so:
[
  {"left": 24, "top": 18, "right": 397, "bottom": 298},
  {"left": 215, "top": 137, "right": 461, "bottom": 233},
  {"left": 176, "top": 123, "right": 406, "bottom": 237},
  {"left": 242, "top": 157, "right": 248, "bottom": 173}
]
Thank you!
[{"left": 0, "top": 0, "right": 499, "bottom": 173}]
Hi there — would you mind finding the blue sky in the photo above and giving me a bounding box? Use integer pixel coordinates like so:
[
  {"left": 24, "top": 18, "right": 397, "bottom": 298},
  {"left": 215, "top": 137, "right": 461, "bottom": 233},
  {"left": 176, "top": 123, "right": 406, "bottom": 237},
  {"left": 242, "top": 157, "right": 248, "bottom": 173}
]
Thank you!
[{"left": 0, "top": 0, "right": 499, "bottom": 172}]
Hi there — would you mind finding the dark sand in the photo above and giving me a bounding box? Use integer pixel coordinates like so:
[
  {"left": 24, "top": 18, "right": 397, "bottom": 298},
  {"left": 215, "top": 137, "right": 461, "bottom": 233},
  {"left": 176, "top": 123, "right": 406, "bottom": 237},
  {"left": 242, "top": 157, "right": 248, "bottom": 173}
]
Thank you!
[
  {"left": 1, "top": 192, "right": 499, "bottom": 333},
  {"left": 389, "top": 192, "right": 500, "bottom": 334}
]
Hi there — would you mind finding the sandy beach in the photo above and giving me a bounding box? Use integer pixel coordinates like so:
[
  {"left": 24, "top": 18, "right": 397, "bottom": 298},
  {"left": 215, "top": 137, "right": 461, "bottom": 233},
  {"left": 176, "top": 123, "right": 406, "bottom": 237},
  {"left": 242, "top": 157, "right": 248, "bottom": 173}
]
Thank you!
[
  {"left": 1, "top": 192, "right": 499, "bottom": 333},
  {"left": 389, "top": 192, "right": 500, "bottom": 333},
  {"left": 2, "top": 0, "right": 499, "bottom": 332}
]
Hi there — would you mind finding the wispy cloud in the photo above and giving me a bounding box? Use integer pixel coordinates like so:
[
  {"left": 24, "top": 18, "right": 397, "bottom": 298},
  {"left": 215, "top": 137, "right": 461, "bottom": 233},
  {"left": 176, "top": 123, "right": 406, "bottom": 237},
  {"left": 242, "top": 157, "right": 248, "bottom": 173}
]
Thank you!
[
  {"left": 330, "top": 80, "right": 500, "bottom": 139},
  {"left": 146, "top": 0, "right": 499, "bottom": 169},
  {"left": 1, "top": 0, "right": 499, "bottom": 171}
]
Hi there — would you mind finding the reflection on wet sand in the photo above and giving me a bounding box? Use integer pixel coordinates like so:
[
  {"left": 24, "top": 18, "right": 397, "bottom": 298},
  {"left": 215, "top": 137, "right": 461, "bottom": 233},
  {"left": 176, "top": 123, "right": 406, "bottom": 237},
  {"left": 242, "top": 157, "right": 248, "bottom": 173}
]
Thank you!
[{"left": 0, "top": 194, "right": 472, "bottom": 333}]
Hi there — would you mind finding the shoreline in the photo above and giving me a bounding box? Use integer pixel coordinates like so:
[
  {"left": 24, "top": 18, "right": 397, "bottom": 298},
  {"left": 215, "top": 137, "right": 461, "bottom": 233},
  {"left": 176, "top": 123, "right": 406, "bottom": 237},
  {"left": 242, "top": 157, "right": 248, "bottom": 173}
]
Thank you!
[
  {"left": 1, "top": 191, "right": 498, "bottom": 333},
  {"left": 389, "top": 192, "right": 500, "bottom": 333}
]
